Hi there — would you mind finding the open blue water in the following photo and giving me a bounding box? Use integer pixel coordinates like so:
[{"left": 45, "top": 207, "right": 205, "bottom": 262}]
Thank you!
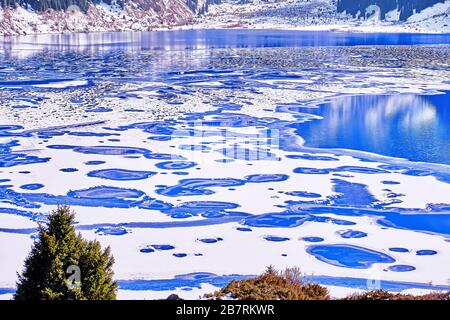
[
  {"left": 293, "top": 93, "right": 450, "bottom": 165},
  {"left": 2, "top": 29, "right": 450, "bottom": 52}
]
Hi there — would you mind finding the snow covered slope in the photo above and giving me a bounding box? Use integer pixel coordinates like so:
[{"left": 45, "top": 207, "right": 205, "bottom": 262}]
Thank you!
[
  {"left": 0, "top": 0, "right": 194, "bottom": 35},
  {"left": 337, "top": 0, "right": 447, "bottom": 21},
  {"left": 192, "top": 0, "right": 450, "bottom": 33},
  {"left": 0, "top": 0, "right": 449, "bottom": 37}
]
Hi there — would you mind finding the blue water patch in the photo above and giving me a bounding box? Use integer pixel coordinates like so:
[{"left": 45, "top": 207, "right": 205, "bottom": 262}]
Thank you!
[
  {"left": 243, "top": 212, "right": 355, "bottom": 228},
  {"left": 381, "top": 181, "right": 401, "bottom": 185},
  {"left": 307, "top": 244, "right": 395, "bottom": 269},
  {"left": 173, "top": 253, "right": 188, "bottom": 258},
  {"left": 0, "top": 153, "right": 51, "bottom": 168},
  {"left": 389, "top": 247, "right": 409, "bottom": 253},
  {"left": 18, "top": 29, "right": 450, "bottom": 53},
  {"left": 117, "top": 272, "right": 253, "bottom": 291},
  {"left": 36, "top": 130, "right": 65, "bottom": 139},
  {"left": 0, "top": 288, "right": 16, "bottom": 295},
  {"left": 294, "top": 166, "right": 388, "bottom": 176},
  {"left": 236, "top": 227, "right": 252, "bottom": 232},
  {"left": 378, "top": 213, "right": 450, "bottom": 237},
  {"left": 264, "top": 236, "right": 290, "bottom": 242},
  {"left": 416, "top": 250, "right": 437, "bottom": 256},
  {"left": 332, "top": 173, "right": 355, "bottom": 178},
  {"left": 244, "top": 213, "right": 310, "bottom": 228},
  {"left": 144, "top": 153, "right": 186, "bottom": 160},
  {"left": 388, "top": 265, "right": 416, "bottom": 272},
  {"left": 285, "top": 191, "right": 321, "bottom": 198},
  {"left": 20, "top": 183, "right": 44, "bottom": 191},
  {"left": 378, "top": 165, "right": 408, "bottom": 171},
  {"left": 245, "top": 174, "right": 289, "bottom": 183},
  {"left": 402, "top": 169, "right": 433, "bottom": 177},
  {"left": 85, "top": 160, "right": 106, "bottom": 165},
  {"left": 12, "top": 105, "right": 34, "bottom": 109},
  {"left": 87, "top": 169, "right": 156, "bottom": 181},
  {"left": 293, "top": 167, "right": 330, "bottom": 174},
  {"left": 44, "top": 145, "right": 74, "bottom": 150},
  {"left": 302, "top": 237, "right": 324, "bottom": 242},
  {"left": 0, "top": 140, "right": 20, "bottom": 153},
  {"left": 0, "top": 78, "right": 93, "bottom": 89},
  {"left": 0, "top": 125, "right": 24, "bottom": 131},
  {"left": 156, "top": 178, "right": 245, "bottom": 197},
  {"left": 291, "top": 93, "right": 450, "bottom": 165},
  {"left": 385, "top": 192, "right": 405, "bottom": 199},
  {"left": 138, "top": 199, "right": 173, "bottom": 211},
  {"left": 286, "top": 154, "right": 338, "bottom": 161},
  {"left": 152, "top": 244, "right": 175, "bottom": 251},
  {"left": 69, "top": 132, "right": 116, "bottom": 137},
  {"left": 282, "top": 202, "right": 450, "bottom": 237},
  {"left": 338, "top": 230, "right": 368, "bottom": 239},
  {"left": 148, "top": 136, "right": 172, "bottom": 141},
  {"left": 172, "top": 171, "right": 189, "bottom": 175},
  {"left": 68, "top": 186, "right": 144, "bottom": 199},
  {"left": 155, "top": 161, "right": 197, "bottom": 170},
  {"left": 0, "top": 207, "right": 42, "bottom": 220},
  {"left": 336, "top": 166, "right": 389, "bottom": 174},
  {"left": 198, "top": 238, "right": 223, "bottom": 244},
  {"left": 180, "top": 201, "right": 239, "bottom": 211},
  {"left": 95, "top": 226, "right": 129, "bottom": 236},
  {"left": 331, "top": 179, "right": 378, "bottom": 207},
  {"left": 85, "top": 107, "right": 113, "bottom": 113},
  {"left": 0, "top": 227, "right": 37, "bottom": 235},
  {"left": 60, "top": 168, "right": 78, "bottom": 173},
  {"left": 8, "top": 185, "right": 146, "bottom": 210}
]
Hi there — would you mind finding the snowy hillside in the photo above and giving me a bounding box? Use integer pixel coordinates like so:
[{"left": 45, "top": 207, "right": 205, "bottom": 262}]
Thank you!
[
  {"left": 0, "top": 0, "right": 194, "bottom": 35},
  {"left": 0, "top": 0, "right": 449, "bottom": 35},
  {"left": 337, "top": 0, "right": 447, "bottom": 21},
  {"left": 193, "top": 0, "right": 345, "bottom": 29},
  {"left": 192, "top": 0, "right": 450, "bottom": 33}
]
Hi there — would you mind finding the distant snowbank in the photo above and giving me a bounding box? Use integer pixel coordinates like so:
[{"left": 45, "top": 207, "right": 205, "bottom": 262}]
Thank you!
[{"left": 189, "top": 0, "right": 450, "bottom": 34}]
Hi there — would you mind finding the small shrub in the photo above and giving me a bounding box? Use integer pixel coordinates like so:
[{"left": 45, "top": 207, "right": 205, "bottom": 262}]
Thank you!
[{"left": 205, "top": 266, "right": 329, "bottom": 300}]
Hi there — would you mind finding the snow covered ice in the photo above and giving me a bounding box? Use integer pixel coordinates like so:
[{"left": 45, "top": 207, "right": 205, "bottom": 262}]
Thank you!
[{"left": 0, "top": 30, "right": 449, "bottom": 300}]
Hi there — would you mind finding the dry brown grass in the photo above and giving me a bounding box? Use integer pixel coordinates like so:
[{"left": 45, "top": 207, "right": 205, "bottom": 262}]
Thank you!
[{"left": 205, "top": 266, "right": 330, "bottom": 300}]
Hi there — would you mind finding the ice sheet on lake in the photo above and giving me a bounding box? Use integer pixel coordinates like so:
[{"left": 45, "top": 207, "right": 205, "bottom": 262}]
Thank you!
[{"left": 0, "top": 37, "right": 449, "bottom": 299}]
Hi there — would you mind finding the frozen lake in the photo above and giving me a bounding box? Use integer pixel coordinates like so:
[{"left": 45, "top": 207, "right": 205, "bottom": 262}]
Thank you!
[{"left": 0, "top": 30, "right": 449, "bottom": 299}]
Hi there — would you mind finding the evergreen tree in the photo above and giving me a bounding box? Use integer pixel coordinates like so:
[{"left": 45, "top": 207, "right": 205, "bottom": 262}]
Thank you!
[{"left": 14, "top": 206, "right": 117, "bottom": 300}]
